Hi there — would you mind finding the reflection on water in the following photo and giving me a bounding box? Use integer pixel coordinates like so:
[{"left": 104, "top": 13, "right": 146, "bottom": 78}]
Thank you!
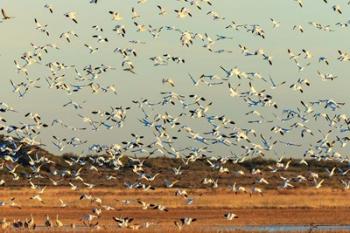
[{"left": 216, "top": 225, "right": 350, "bottom": 232}]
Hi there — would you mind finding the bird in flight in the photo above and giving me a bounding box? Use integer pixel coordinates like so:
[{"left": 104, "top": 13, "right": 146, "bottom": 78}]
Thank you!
[{"left": 1, "top": 8, "right": 14, "bottom": 20}]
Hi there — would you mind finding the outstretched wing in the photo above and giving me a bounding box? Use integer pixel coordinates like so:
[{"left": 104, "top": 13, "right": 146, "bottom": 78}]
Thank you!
[{"left": 1, "top": 9, "right": 7, "bottom": 18}]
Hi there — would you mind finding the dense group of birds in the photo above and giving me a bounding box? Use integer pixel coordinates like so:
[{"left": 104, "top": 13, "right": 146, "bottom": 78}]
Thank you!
[{"left": 1, "top": 0, "right": 350, "bottom": 231}]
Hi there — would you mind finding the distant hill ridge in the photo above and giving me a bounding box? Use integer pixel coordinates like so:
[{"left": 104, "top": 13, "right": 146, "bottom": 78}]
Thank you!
[{"left": 0, "top": 134, "right": 349, "bottom": 189}]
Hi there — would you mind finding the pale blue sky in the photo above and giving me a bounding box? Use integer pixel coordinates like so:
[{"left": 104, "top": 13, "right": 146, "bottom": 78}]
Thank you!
[{"left": 0, "top": 0, "right": 350, "bottom": 158}]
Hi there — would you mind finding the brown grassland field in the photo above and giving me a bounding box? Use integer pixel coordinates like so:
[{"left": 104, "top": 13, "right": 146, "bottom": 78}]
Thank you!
[
  {"left": 1, "top": 140, "right": 350, "bottom": 232},
  {"left": 0, "top": 187, "right": 350, "bottom": 233}
]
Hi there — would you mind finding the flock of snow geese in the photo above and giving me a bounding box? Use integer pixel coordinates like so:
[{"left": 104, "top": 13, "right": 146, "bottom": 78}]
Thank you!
[{"left": 1, "top": 0, "right": 350, "bottom": 231}]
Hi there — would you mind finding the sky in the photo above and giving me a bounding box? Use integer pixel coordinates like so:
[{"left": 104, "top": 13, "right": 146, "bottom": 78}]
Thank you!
[{"left": 0, "top": 0, "right": 350, "bottom": 159}]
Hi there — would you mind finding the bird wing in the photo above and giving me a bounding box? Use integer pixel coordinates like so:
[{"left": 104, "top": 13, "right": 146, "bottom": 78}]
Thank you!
[{"left": 1, "top": 9, "right": 7, "bottom": 18}]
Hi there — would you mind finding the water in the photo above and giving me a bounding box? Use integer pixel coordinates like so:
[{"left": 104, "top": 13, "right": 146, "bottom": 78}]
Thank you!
[{"left": 215, "top": 225, "right": 350, "bottom": 232}]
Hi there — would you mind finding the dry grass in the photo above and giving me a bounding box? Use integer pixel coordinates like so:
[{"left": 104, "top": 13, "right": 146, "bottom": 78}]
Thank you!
[
  {"left": 1, "top": 140, "right": 349, "bottom": 232},
  {"left": 1, "top": 187, "right": 350, "bottom": 209},
  {"left": 4, "top": 228, "right": 350, "bottom": 233},
  {"left": 0, "top": 187, "right": 350, "bottom": 232}
]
